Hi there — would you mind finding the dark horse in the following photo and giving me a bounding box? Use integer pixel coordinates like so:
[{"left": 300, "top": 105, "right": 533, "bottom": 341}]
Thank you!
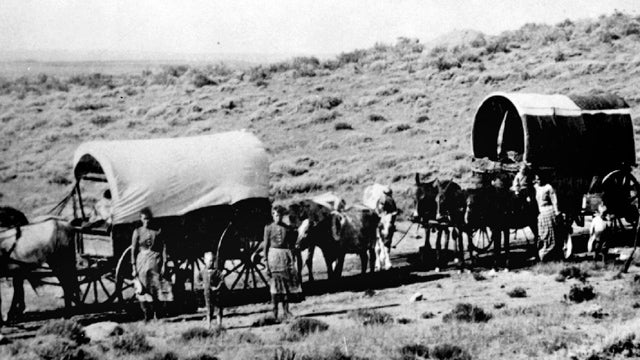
[
  {"left": 288, "top": 200, "right": 380, "bottom": 281},
  {"left": 0, "top": 206, "right": 78, "bottom": 325},
  {"left": 413, "top": 175, "right": 467, "bottom": 268}
]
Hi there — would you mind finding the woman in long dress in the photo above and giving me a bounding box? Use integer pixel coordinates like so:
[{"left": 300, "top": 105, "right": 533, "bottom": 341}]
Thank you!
[
  {"left": 131, "top": 207, "right": 166, "bottom": 321},
  {"left": 534, "top": 173, "right": 563, "bottom": 261},
  {"left": 263, "top": 205, "right": 304, "bottom": 320}
]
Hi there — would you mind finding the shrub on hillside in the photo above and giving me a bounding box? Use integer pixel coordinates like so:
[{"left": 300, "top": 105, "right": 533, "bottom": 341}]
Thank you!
[
  {"left": 484, "top": 37, "right": 510, "bottom": 54},
  {"left": 602, "top": 333, "right": 640, "bottom": 357},
  {"left": 272, "top": 161, "right": 310, "bottom": 177},
  {"left": 368, "top": 114, "right": 387, "bottom": 122},
  {"left": 191, "top": 73, "right": 218, "bottom": 88},
  {"left": 90, "top": 114, "right": 116, "bottom": 126},
  {"left": 557, "top": 266, "right": 589, "bottom": 282},
  {"left": 68, "top": 73, "right": 115, "bottom": 89},
  {"left": 443, "top": 303, "right": 492, "bottom": 323},
  {"left": 38, "top": 319, "right": 88, "bottom": 344},
  {"left": 0, "top": 74, "right": 69, "bottom": 95},
  {"left": 431, "top": 55, "right": 461, "bottom": 71},
  {"left": 272, "top": 177, "right": 324, "bottom": 196},
  {"left": 382, "top": 123, "right": 411, "bottom": 134},
  {"left": 282, "top": 318, "right": 329, "bottom": 341},
  {"left": 147, "top": 351, "right": 179, "bottom": 360},
  {"left": 334, "top": 122, "right": 353, "bottom": 130},
  {"left": 181, "top": 326, "right": 225, "bottom": 341},
  {"left": 111, "top": 331, "right": 152, "bottom": 354},
  {"left": 247, "top": 66, "right": 271, "bottom": 82},
  {"left": 163, "top": 65, "right": 190, "bottom": 78},
  {"left": 399, "top": 344, "right": 430, "bottom": 360},
  {"left": 566, "top": 284, "right": 596, "bottom": 303},
  {"left": 310, "top": 110, "right": 339, "bottom": 124},
  {"left": 375, "top": 86, "right": 399, "bottom": 96},
  {"left": 507, "top": 287, "right": 527, "bottom": 298},
  {"left": 470, "top": 34, "right": 487, "bottom": 48},
  {"left": 48, "top": 171, "right": 72, "bottom": 186},
  {"left": 395, "top": 37, "right": 424, "bottom": 54},
  {"left": 415, "top": 114, "right": 430, "bottom": 123},
  {"left": 234, "top": 331, "right": 263, "bottom": 345},
  {"left": 431, "top": 344, "right": 472, "bottom": 360},
  {"left": 299, "top": 347, "right": 369, "bottom": 360},
  {"left": 348, "top": 309, "right": 393, "bottom": 326},
  {"left": 337, "top": 49, "right": 368, "bottom": 65},
  {"left": 32, "top": 336, "right": 95, "bottom": 360},
  {"left": 69, "top": 102, "right": 108, "bottom": 112},
  {"left": 183, "top": 354, "right": 220, "bottom": 360}
]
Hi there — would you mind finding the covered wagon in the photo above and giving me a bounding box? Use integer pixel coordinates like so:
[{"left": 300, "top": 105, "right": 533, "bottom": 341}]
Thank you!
[
  {"left": 61, "top": 130, "right": 272, "bottom": 304},
  {"left": 470, "top": 92, "right": 638, "bottom": 257}
]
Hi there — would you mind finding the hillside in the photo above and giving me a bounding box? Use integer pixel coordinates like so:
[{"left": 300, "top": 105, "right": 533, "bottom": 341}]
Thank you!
[{"left": 2, "top": 12, "right": 640, "bottom": 218}]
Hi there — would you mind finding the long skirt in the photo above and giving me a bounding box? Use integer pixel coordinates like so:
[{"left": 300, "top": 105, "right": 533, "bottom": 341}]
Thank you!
[
  {"left": 267, "top": 248, "right": 304, "bottom": 303},
  {"left": 537, "top": 206, "right": 562, "bottom": 261},
  {"left": 135, "top": 249, "right": 165, "bottom": 302}
]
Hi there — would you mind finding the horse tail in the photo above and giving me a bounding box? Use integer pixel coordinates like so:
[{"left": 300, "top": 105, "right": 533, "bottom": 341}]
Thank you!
[{"left": 49, "top": 220, "right": 79, "bottom": 305}]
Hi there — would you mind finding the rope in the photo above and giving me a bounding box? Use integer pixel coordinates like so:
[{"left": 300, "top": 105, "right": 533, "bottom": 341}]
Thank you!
[
  {"left": 391, "top": 222, "right": 418, "bottom": 249},
  {"left": 49, "top": 184, "right": 76, "bottom": 216}
]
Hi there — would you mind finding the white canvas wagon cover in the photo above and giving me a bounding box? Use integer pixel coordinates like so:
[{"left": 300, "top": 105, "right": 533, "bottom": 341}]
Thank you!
[{"left": 73, "top": 130, "right": 269, "bottom": 224}]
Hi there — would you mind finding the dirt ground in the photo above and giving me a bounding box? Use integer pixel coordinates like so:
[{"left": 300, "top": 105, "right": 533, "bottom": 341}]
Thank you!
[{"left": 2, "top": 221, "right": 640, "bottom": 359}]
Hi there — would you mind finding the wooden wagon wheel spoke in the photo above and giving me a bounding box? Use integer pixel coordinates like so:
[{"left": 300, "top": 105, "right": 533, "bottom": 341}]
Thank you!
[
  {"left": 468, "top": 226, "right": 494, "bottom": 252},
  {"left": 97, "top": 278, "right": 113, "bottom": 300},
  {"left": 224, "top": 260, "right": 244, "bottom": 275},
  {"left": 249, "top": 265, "right": 257, "bottom": 288},
  {"left": 243, "top": 262, "right": 251, "bottom": 289},
  {"left": 251, "top": 260, "right": 269, "bottom": 287},
  {"left": 229, "top": 264, "right": 247, "bottom": 291},
  {"left": 80, "top": 280, "right": 92, "bottom": 303}
]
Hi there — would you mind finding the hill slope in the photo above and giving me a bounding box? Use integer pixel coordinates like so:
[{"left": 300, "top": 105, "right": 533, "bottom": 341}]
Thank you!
[{"left": 2, "top": 12, "right": 640, "bottom": 217}]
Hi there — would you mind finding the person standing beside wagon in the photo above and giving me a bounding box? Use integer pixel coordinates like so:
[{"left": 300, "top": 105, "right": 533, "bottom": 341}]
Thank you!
[
  {"left": 131, "top": 207, "right": 168, "bottom": 321},
  {"left": 534, "top": 172, "right": 563, "bottom": 261},
  {"left": 263, "top": 205, "right": 304, "bottom": 321}
]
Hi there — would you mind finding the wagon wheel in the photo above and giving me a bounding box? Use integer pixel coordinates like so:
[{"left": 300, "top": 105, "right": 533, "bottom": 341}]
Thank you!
[
  {"left": 467, "top": 226, "right": 494, "bottom": 253},
  {"left": 114, "top": 246, "right": 137, "bottom": 303},
  {"left": 601, "top": 169, "right": 640, "bottom": 246},
  {"left": 175, "top": 255, "right": 205, "bottom": 291},
  {"left": 76, "top": 256, "right": 118, "bottom": 305},
  {"left": 221, "top": 240, "right": 269, "bottom": 291},
  {"left": 602, "top": 170, "right": 640, "bottom": 223}
]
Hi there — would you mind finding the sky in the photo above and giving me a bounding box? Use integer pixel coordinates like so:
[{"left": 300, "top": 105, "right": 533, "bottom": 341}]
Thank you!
[{"left": 1, "top": 0, "right": 639, "bottom": 60}]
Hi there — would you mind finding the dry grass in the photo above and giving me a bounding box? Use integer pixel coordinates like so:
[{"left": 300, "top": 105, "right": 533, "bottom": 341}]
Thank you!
[{"left": 5, "top": 12, "right": 640, "bottom": 214}]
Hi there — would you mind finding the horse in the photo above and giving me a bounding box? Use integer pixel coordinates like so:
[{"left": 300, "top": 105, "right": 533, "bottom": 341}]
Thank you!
[
  {"left": 413, "top": 175, "right": 468, "bottom": 268},
  {"left": 0, "top": 207, "right": 78, "bottom": 325},
  {"left": 289, "top": 200, "right": 380, "bottom": 280}
]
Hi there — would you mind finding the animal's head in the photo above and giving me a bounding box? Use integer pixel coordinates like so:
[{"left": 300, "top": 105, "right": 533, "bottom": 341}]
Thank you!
[
  {"left": 414, "top": 173, "right": 437, "bottom": 222},
  {"left": 433, "top": 179, "right": 465, "bottom": 223},
  {"left": 292, "top": 200, "right": 334, "bottom": 250},
  {"left": 379, "top": 211, "right": 397, "bottom": 241}
]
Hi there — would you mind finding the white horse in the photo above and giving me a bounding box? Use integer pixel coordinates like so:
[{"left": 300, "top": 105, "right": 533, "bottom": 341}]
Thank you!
[
  {"left": 375, "top": 212, "right": 397, "bottom": 271},
  {"left": 0, "top": 208, "right": 78, "bottom": 325}
]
